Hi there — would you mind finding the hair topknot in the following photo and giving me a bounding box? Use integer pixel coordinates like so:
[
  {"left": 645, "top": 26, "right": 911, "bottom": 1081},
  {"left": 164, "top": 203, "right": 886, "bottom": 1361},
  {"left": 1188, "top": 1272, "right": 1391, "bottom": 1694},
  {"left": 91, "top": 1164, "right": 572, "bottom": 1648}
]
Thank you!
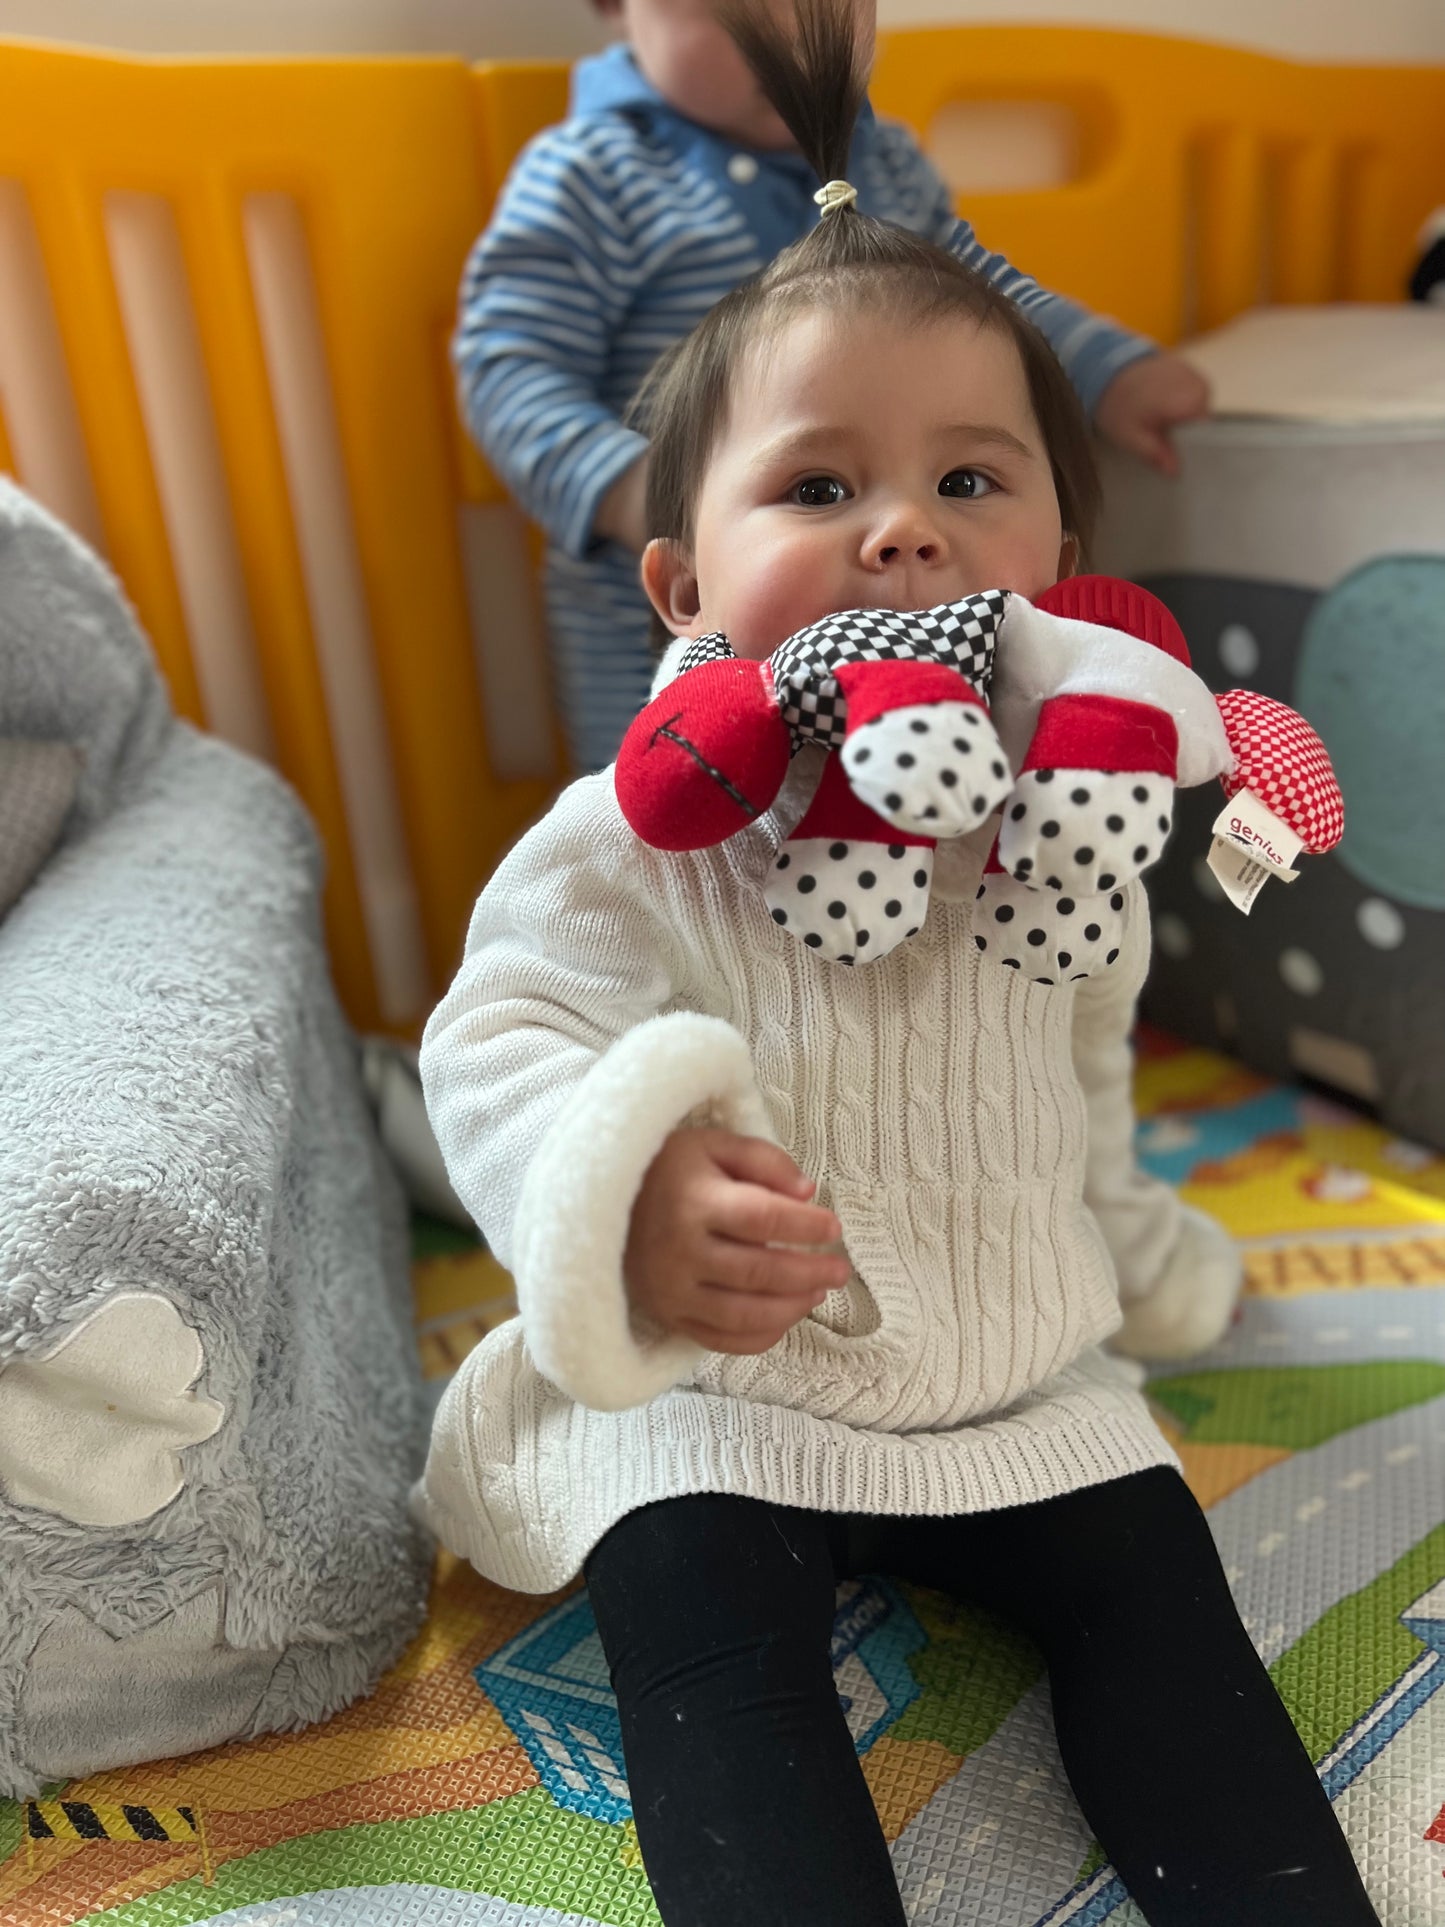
[
  {"left": 718, "top": 0, "right": 867, "bottom": 196},
  {"left": 629, "top": 0, "right": 1100, "bottom": 624}
]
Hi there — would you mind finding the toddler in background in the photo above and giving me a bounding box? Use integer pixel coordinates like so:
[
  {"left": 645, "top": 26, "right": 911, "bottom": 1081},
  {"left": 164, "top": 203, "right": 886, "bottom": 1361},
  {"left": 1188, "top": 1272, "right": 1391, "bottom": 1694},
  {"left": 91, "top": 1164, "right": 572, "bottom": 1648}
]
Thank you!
[
  {"left": 459, "top": 0, "right": 1209, "bottom": 771},
  {"left": 418, "top": 9, "right": 1380, "bottom": 1922}
]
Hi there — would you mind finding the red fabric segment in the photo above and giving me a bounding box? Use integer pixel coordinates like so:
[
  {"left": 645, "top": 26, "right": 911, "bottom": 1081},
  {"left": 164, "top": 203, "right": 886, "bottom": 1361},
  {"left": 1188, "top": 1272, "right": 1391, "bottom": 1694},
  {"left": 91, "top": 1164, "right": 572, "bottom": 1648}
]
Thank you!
[
  {"left": 793, "top": 752, "right": 933, "bottom": 847},
  {"left": 1037, "top": 576, "right": 1192, "bottom": 668},
  {"left": 834, "top": 658, "right": 984, "bottom": 731},
  {"left": 1216, "top": 689, "right": 1344, "bottom": 853},
  {"left": 982, "top": 835, "right": 1007, "bottom": 876},
  {"left": 1025, "top": 693, "right": 1179, "bottom": 778},
  {"left": 615, "top": 657, "right": 789, "bottom": 850}
]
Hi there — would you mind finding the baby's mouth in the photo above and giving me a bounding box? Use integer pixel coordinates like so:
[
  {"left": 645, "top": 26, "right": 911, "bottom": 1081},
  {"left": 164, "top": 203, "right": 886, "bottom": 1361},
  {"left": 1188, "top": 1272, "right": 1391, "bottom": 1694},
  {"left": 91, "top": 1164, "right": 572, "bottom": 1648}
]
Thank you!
[{"left": 868, "top": 581, "right": 967, "bottom": 617}]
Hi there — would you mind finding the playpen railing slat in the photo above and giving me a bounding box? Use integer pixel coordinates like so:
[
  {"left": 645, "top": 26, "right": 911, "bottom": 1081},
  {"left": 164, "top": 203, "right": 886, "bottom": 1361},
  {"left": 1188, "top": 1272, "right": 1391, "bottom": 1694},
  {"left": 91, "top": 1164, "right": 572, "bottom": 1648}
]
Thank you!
[
  {"left": 19, "top": 164, "right": 205, "bottom": 726},
  {"left": 472, "top": 62, "right": 571, "bottom": 207},
  {"left": 241, "top": 186, "right": 431, "bottom": 1027},
  {"left": 1339, "top": 148, "right": 1414, "bottom": 304},
  {"left": 103, "top": 188, "right": 277, "bottom": 767},
  {"left": 1271, "top": 142, "right": 1346, "bottom": 309},
  {"left": 0, "top": 178, "right": 108, "bottom": 556},
  {"left": 167, "top": 174, "right": 383, "bottom": 1029},
  {"left": 1193, "top": 128, "right": 1271, "bottom": 338},
  {"left": 273, "top": 65, "right": 530, "bottom": 1008}
]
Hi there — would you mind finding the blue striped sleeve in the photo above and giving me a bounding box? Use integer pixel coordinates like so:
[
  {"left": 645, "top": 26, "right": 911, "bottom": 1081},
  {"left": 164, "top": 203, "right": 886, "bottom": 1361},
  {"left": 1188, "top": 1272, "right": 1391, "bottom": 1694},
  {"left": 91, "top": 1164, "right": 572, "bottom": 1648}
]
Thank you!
[
  {"left": 868, "top": 120, "right": 1156, "bottom": 418},
  {"left": 454, "top": 127, "right": 650, "bottom": 558}
]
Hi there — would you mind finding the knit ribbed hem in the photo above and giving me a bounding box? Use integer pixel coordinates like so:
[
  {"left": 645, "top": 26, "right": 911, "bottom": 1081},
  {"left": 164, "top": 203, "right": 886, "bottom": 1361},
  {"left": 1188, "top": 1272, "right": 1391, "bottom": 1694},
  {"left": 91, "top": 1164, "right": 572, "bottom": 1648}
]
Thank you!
[{"left": 419, "top": 1338, "right": 1178, "bottom": 1595}]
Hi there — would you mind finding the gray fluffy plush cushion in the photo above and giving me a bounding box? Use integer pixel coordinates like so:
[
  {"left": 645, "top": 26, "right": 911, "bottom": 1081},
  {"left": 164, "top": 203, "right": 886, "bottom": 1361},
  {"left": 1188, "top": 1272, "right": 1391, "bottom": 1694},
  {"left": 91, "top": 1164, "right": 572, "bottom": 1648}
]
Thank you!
[
  {"left": 0, "top": 478, "right": 431, "bottom": 1796},
  {"left": 0, "top": 739, "right": 80, "bottom": 918}
]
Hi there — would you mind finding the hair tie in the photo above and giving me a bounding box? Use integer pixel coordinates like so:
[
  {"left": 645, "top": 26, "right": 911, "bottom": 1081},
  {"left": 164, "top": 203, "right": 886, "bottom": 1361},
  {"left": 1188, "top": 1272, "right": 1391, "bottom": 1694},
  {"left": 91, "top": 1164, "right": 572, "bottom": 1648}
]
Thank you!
[{"left": 813, "top": 179, "right": 858, "bottom": 216}]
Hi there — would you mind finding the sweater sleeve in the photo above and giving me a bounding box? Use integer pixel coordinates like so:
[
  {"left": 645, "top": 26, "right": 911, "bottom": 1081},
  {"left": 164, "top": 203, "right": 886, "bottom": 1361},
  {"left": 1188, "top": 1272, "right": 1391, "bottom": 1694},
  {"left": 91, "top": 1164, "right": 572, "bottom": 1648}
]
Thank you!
[
  {"left": 419, "top": 777, "right": 774, "bottom": 1411},
  {"left": 1069, "top": 883, "right": 1184, "bottom": 1302},
  {"left": 866, "top": 119, "right": 1156, "bottom": 418},
  {"left": 453, "top": 126, "right": 649, "bottom": 559}
]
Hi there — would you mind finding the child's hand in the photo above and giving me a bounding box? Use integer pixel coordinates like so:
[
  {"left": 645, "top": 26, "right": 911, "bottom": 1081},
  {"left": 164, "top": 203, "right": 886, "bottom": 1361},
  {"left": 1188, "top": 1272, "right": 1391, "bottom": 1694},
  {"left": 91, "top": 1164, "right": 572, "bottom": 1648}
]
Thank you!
[
  {"left": 1094, "top": 353, "right": 1210, "bottom": 478},
  {"left": 624, "top": 1128, "right": 850, "bottom": 1353}
]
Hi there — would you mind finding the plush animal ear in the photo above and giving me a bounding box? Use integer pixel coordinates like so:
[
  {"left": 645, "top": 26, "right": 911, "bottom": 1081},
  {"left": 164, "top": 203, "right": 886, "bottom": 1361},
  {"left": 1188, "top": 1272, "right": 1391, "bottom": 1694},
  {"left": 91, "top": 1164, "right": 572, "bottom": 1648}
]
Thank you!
[
  {"left": 615, "top": 656, "right": 790, "bottom": 852},
  {"left": 1036, "top": 575, "right": 1191, "bottom": 668},
  {"left": 650, "top": 630, "right": 739, "bottom": 700}
]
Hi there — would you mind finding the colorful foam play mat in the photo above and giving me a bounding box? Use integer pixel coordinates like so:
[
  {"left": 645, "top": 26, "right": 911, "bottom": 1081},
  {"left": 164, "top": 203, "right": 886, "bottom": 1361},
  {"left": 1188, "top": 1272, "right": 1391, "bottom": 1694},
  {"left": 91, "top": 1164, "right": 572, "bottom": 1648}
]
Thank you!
[{"left": 5, "top": 1032, "right": 1444, "bottom": 1925}]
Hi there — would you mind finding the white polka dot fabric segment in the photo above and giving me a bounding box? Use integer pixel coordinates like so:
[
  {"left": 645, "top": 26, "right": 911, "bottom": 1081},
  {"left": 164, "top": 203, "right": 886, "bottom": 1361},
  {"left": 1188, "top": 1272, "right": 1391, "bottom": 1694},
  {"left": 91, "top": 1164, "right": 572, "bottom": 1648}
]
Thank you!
[
  {"left": 970, "top": 874, "right": 1126, "bottom": 983},
  {"left": 1216, "top": 690, "right": 1345, "bottom": 853},
  {"left": 841, "top": 701, "right": 1013, "bottom": 837},
  {"left": 764, "top": 838, "right": 932, "bottom": 964},
  {"left": 997, "top": 769, "right": 1174, "bottom": 895}
]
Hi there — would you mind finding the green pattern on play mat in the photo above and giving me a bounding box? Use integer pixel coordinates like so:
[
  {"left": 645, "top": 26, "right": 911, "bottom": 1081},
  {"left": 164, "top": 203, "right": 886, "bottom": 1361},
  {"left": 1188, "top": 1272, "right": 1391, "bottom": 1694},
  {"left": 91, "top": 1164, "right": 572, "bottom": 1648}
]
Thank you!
[
  {"left": 1150, "top": 1361, "right": 1445, "bottom": 1449},
  {"left": 889, "top": 1590, "right": 1040, "bottom": 1757},
  {"left": 79, "top": 1795, "right": 659, "bottom": 1927},
  {"left": 1272, "top": 1522, "right": 1445, "bottom": 1761}
]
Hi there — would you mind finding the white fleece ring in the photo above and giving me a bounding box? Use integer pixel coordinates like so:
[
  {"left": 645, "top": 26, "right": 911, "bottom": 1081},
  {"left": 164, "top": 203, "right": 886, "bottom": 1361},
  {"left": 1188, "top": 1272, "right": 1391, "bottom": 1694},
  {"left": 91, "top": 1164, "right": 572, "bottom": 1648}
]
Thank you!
[{"left": 510, "top": 1011, "right": 775, "bottom": 1413}]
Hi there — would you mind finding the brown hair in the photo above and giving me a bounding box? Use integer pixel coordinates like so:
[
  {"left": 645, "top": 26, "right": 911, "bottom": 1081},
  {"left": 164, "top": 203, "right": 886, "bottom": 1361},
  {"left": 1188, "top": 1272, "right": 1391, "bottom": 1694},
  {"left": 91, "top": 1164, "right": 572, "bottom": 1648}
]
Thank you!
[{"left": 631, "top": 0, "right": 1099, "bottom": 574}]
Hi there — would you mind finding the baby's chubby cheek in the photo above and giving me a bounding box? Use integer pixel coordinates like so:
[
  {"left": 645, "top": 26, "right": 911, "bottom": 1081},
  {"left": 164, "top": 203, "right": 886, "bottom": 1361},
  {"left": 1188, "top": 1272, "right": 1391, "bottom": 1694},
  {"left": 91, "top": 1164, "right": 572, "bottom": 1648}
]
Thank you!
[{"left": 697, "top": 538, "right": 857, "bottom": 662}]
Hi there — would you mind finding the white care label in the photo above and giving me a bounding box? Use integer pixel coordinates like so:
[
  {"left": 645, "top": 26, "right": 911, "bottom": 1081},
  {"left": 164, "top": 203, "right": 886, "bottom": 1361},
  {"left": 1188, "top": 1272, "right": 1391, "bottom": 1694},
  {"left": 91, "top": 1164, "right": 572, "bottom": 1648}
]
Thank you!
[{"left": 1207, "top": 789, "right": 1303, "bottom": 915}]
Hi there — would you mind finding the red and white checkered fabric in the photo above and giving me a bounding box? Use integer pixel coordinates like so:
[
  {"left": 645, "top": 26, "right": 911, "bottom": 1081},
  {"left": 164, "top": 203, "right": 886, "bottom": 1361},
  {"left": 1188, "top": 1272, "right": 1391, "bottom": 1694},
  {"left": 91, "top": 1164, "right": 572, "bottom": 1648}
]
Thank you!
[{"left": 1216, "top": 689, "right": 1344, "bottom": 854}]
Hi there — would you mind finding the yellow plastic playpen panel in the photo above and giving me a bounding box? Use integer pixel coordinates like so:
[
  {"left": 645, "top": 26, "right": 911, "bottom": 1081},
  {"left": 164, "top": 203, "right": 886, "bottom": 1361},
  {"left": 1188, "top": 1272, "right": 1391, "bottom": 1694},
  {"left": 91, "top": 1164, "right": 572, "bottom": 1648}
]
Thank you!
[
  {"left": 870, "top": 28, "right": 1445, "bottom": 342},
  {"left": 0, "top": 41, "right": 560, "bottom": 1034},
  {"left": 0, "top": 28, "right": 1440, "bottom": 1031}
]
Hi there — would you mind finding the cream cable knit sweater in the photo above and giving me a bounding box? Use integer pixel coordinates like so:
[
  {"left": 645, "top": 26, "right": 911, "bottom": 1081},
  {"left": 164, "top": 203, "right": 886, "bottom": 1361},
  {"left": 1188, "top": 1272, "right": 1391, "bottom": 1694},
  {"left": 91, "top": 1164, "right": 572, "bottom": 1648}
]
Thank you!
[{"left": 417, "top": 748, "right": 1209, "bottom": 1593}]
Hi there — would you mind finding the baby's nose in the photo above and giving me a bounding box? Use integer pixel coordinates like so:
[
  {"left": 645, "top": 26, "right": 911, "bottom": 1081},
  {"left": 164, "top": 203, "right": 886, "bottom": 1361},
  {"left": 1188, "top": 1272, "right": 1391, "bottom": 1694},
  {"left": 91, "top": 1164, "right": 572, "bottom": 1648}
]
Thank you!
[
  {"left": 867, "top": 498, "right": 945, "bottom": 567},
  {"left": 877, "top": 536, "right": 938, "bottom": 563}
]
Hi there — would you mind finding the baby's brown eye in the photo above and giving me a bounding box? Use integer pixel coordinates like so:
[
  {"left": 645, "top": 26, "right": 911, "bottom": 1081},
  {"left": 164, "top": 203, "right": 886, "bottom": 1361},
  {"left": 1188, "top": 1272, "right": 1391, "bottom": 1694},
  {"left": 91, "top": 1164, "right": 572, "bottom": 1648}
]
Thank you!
[
  {"left": 939, "top": 469, "right": 996, "bottom": 499},
  {"left": 793, "top": 475, "right": 846, "bottom": 507}
]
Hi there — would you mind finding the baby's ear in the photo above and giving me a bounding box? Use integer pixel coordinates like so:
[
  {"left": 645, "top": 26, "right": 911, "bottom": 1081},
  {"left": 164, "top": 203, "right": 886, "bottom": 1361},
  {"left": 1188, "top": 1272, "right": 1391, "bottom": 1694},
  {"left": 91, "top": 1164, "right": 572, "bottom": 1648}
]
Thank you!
[{"left": 642, "top": 537, "right": 703, "bottom": 637}]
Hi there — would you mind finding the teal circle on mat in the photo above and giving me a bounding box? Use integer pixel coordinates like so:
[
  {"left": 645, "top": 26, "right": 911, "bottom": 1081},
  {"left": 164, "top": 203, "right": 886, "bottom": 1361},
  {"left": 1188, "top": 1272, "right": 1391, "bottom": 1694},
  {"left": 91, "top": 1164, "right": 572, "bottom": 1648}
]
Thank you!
[{"left": 1295, "top": 555, "right": 1445, "bottom": 912}]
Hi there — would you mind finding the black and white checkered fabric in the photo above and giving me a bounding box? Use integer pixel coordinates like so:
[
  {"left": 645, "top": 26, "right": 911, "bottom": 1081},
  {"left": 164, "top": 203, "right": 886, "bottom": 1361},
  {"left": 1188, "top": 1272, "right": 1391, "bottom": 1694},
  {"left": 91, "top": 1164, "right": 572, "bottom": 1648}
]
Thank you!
[
  {"left": 774, "top": 593, "right": 1007, "bottom": 747},
  {"left": 675, "top": 593, "right": 1008, "bottom": 749},
  {"left": 677, "top": 632, "right": 738, "bottom": 673}
]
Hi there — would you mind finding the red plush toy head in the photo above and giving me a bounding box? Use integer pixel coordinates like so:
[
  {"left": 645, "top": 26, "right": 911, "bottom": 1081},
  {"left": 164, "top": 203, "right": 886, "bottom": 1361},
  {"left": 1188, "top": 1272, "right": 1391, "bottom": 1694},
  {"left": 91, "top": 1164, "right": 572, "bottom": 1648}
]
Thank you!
[
  {"left": 614, "top": 656, "right": 792, "bottom": 852},
  {"left": 1035, "top": 574, "right": 1192, "bottom": 666}
]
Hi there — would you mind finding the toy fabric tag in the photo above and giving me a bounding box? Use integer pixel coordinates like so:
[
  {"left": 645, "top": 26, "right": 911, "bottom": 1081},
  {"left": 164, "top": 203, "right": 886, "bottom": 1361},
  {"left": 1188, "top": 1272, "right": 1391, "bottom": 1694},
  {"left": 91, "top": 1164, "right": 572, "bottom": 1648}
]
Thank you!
[{"left": 1208, "top": 789, "right": 1303, "bottom": 915}]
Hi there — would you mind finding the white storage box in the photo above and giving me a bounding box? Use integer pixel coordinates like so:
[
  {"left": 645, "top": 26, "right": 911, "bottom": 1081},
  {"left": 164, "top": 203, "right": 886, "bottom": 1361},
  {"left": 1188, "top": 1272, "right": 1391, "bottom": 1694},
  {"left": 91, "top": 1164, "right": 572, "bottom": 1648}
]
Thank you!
[{"left": 1097, "top": 306, "right": 1445, "bottom": 1144}]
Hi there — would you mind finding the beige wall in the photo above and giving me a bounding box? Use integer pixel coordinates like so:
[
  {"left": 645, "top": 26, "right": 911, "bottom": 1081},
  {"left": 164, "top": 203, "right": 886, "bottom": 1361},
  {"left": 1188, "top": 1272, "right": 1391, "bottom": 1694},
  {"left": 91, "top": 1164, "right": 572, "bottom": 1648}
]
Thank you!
[{"left": 3, "top": 0, "right": 1444, "bottom": 64}]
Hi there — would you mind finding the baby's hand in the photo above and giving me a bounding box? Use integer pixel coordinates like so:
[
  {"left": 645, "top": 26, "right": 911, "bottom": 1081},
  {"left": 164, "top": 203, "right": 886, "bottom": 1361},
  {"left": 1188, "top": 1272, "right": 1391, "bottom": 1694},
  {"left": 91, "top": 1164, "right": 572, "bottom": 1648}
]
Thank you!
[
  {"left": 624, "top": 1129, "right": 850, "bottom": 1354},
  {"left": 1094, "top": 353, "right": 1210, "bottom": 478}
]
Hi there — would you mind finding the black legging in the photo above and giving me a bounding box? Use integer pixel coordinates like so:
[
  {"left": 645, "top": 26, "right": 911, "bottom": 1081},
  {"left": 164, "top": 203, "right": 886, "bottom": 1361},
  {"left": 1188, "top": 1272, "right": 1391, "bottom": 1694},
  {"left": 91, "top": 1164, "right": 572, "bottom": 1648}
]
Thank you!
[{"left": 585, "top": 1468, "right": 1380, "bottom": 1927}]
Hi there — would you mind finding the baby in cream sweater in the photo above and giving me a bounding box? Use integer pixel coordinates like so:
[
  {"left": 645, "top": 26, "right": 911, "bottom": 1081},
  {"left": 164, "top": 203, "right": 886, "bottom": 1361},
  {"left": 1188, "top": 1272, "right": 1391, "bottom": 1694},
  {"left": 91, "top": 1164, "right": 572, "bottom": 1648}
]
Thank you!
[{"left": 417, "top": 8, "right": 1379, "bottom": 1924}]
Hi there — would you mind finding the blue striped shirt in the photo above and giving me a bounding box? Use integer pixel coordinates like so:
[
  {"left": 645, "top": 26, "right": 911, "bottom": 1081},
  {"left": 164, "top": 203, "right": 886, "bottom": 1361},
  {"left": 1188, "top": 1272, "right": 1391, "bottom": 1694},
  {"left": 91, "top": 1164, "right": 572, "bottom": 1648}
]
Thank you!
[{"left": 457, "top": 45, "right": 1153, "bottom": 771}]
